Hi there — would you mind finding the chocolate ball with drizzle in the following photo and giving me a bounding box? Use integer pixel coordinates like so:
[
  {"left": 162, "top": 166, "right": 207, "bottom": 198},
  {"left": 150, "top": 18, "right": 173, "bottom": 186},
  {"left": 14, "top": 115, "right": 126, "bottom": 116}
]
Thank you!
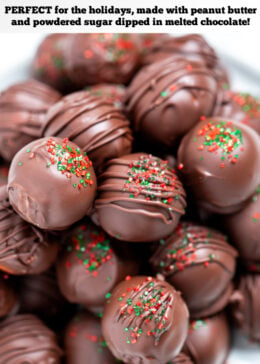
[
  {"left": 0, "top": 185, "right": 59, "bottom": 275},
  {"left": 42, "top": 91, "right": 133, "bottom": 174},
  {"left": 56, "top": 220, "right": 140, "bottom": 312},
  {"left": 102, "top": 275, "right": 189, "bottom": 364},
  {"left": 0, "top": 80, "right": 61, "bottom": 162},
  {"left": 150, "top": 222, "right": 238, "bottom": 318},
  {"left": 94, "top": 153, "right": 186, "bottom": 242},
  {"left": 65, "top": 311, "right": 118, "bottom": 364},
  {"left": 85, "top": 84, "right": 126, "bottom": 110},
  {"left": 65, "top": 33, "right": 140, "bottom": 87},
  {"left": 177, "top": 117, "right": 260, "bottom": 214},
  {"left": 8, "top": 137, "right": 97, "bottom": 230},
  {"left": 126, "top": 56, "right": 225, "bottom": 148}
]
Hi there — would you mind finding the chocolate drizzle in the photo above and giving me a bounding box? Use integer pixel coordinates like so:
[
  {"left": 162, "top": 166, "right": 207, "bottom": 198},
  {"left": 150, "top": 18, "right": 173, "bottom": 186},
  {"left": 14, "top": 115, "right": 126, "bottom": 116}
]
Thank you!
[
  {"left": 95, "top": 153, "right": 186, "bottom": 242},
  {"left": 43, "top": 91, "right": 133, "bottom": 173}
]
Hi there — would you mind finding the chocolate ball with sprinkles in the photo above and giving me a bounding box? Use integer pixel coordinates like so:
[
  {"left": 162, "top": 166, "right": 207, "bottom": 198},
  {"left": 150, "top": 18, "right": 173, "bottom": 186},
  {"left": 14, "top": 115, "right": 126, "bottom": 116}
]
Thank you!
[
  {"left": 64, "top": 311, "right": 118, "bottom": 364},
  {"left": 177, "top": 117, "right": 260, "bottom": 214},
  {"left": 230, "top": 274, "right": 260, "bottom": 342},
  {"left": 32, "top": 34, "right": 73, "bottom": 93},
  {"left": 0, "top": 185, "right": 59, "bottom": 275},
  {"left": 126, "top": 56, "right": 226, "bottom": 148},
  {"left": 102, "top": 275, "right": 189, "bottom": 364},
  {"left": 213, "top": 91, "right": 260, "bottom": 135},
  {"left": 85, "top": 83, "right": 126, "bottom": 110},
  {"left": 0, "top": 79, "right": 61, "bottom": 162},
  {"left": 150, "top": 222, "right": 238, "bottom": 318},
  {"left": 42, "top": 91, "right": 133, "bottom": 174},
  {"left": 0, "top": 314, "right": 62, "bottom": 363},
  {"left": 7, "top": 137, "right": 97, "bottom": 230},
  {"left": 94, "top": 153, "right": 187, "bottom": 242},
  {"left": 56, "top": 220, "right": 140, "bottom": 312},
  {"left": 183, "top": 313, "right": 230, "bottom": 364},
  {"left": 222, "top": 186, "right": 260, "bottom": 272},
  {"left": 65, "top": 33, "right": 140, "bottom": 87}
]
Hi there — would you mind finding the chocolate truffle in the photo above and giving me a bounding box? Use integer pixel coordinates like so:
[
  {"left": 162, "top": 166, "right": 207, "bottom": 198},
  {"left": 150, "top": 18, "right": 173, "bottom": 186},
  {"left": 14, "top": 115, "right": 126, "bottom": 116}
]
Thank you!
[
  {"left": 0, "top": 185, "right": 59, "bottom": 275},
  {"left": 183, "top": 313, "right": 230, "bottom": 364},
  {"left": 0, "top": 80, "right": 61, "bottom": 161},
  {"left": 18, "top": 268, "right": 73, "bottom": 328},
  {"left": 32, "top": 34, "right": 72, "bottom": 93},
  {"left": 56, "top": 220, "right": 139, "bottom": 311},
  {"left": 0, "top": 274, "right": 17, "bottom": 318},
  {"left": 222, "top": 187, "right": 260, "bottom": 272},
  {"left": 65, "top": 311, "right": 117, "bottom": 364},
  {"left": 43, "top": 91, "right": 133, "bottom": 174},
  {"left": 230, "top": 274, "right": 260, "bottom": 342},
  {"left": 142, "top": 34, "right": 217, "bottom": 68},
  {"left": 8, "top": 137, "right": 97, "bottom": 230},
  {"left": 213, "top": 91, "right": 260, "bottom": 135},
  {"left": 126, "top": 56, "right": 224, "bottom": 147},
  {"left": 85, "top": 83, "right": 126, "bottom": 110},
  {"left": 0, "top": 314, "right": 62, "bottom": 362},
  {"left": 65, "top": 33, "right": 140, "bottom": 87},
  {"left": 95, "top": 153, "right": 186, "bottom": 242},
  {"left": 102, "top": 275, "right": 189, "bottom": 363},
  {"left": 177, "top": 118, "right": 260, "bottom": 214},
  {"left": 150, "top": 222, "right": 238, "bottom": 318}
]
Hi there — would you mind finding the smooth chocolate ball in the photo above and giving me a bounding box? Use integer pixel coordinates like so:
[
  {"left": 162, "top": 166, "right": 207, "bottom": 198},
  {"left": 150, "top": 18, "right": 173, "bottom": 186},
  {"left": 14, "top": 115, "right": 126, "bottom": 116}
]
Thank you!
[
  {"left": 150, "top": 222, "right": 238, "bottom": 318},
  {"left": 43, "top": 91, "right": 133, "bottom": 174},
  {"left": 102, "top": 275, "right": 189, "bottom": 364},
  {"left": 65, "top": 33, "right": 140, "bottom": 87},
  {"left": 0, "top": 80, "right": 61, "bottom": 161},
  {"left": 32, "top": 34, "right": 73, "bottom": 93},
  {"left": 222, "top": 187, "right": 260, "bottom": 271},
  {"left": 95, "top": 153, "right": 186, "bottom": 242},
  {"left": 230, "top": 274, "right": 260, "bottom": 342},
  {"left": 0, "top": 185, "right": 59, "bottom": 275},
  {"left": 0, "top": 314, "right": 62, "bottom": 362},
  {"left": 214, "top": 90, "right": 260, "bottom": 135},
  {"left": 177, "top": 118, "right": 260, "bottom": 214},
  {"left": 183, "top": 313, "right": 230, "bottom": 364},
  {"left": 126, "top": 56, "right": 225, "bottom": 148},
  {"left": 8, "top": 137, "right": 97, "bottom": 230},
  {"left": 65, "top": 311, "right": 117, "bottom": 364},
  {"left": 56, "top": 221, "right": 140, "bottom": 311}
]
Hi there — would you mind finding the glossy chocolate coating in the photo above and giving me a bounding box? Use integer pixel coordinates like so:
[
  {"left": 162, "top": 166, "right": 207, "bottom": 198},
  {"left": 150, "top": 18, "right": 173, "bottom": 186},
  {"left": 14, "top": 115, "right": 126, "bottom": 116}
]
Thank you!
[
  {"left": 17, "top": 268, "right": 73, "bottom": 328},
  {"left": 32, "top": 34, "right": 73, "bottom": 93},
  {"left": 56, "top": 221, "right": 139, "bottom": 311},
  {"left": 43, "top": 91, "right": 133, "bottom": 174},
  {"left": 169, "top": 353, "right": 194, "bottom": 364},
  {"left": 177, "top": 118, "right": 260, "bottom": 214},
  {"left": 85, "top": 83, "right": 126, "bottom": 110},
  {"left": 0, "top": 80, "right": 61, "bottom": 161},
  {"left": 222, "top": 187, "right": 260, "bottom": 271},
  {"left": 231, "top": 274, "right": 260, "bottom": 342},
  {"left": 183, "top": 313, "right": 230, "bottom": 364},
  {"left": 0, "top": 314, "right": 62, "bottom": 363},
  {"left": 95, "top": 153, "right": 186, "bottom": 242},
  {"left": 126, "top": 56, "right": 224, "bottom": 148},
  {"left": 66, "top": 33, "right": 140, "bottom": 87},
  {"left": 0, "top": 185, "right": 58, "bottom": 275},
  {"left": 102, "top": 275, "right": 189, "bottom": 364},
  {"left": 0, "top": 275, "right": 17, "bottom": 318},
  {"left": 150, "top": 222, "right": 238, "bottom": 318},
  {"left": 213, "top": 90, "right": 260, "bottom": 135},
  {"left": 65, "top": 311, "right": 117, "bottom": 364},
  {"left": 142, "top": 34, "right": 217, "bottom": 68},
  {"left": 8, "top": 137, "right": 97, "bottom": 230}
]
